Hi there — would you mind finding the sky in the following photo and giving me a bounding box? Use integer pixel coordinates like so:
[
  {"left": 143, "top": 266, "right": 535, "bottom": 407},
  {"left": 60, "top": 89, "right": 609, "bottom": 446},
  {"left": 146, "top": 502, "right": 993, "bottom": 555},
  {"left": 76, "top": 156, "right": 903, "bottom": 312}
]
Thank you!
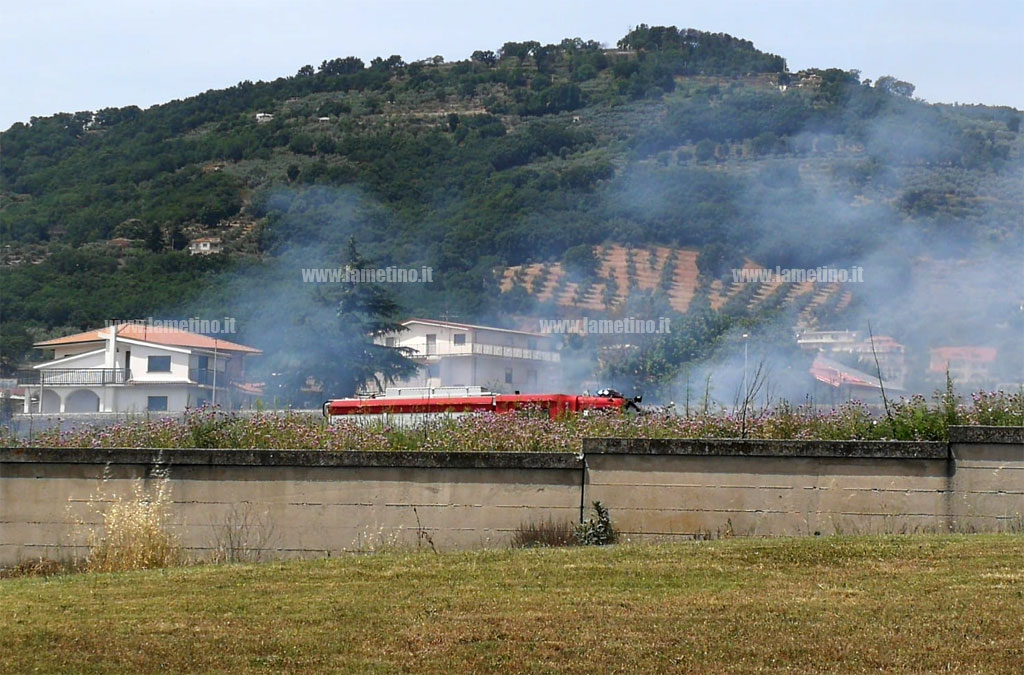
[{"left": 2, "top": 0, "right": 1022, "bottom": 130}]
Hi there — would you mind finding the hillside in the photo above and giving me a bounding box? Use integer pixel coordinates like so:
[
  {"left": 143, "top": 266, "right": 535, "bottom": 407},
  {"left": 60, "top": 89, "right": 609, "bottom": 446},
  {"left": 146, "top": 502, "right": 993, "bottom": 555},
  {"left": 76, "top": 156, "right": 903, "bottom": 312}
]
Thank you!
[{"left": 1, "top": 25, "right": 1021, "bottom": 396}]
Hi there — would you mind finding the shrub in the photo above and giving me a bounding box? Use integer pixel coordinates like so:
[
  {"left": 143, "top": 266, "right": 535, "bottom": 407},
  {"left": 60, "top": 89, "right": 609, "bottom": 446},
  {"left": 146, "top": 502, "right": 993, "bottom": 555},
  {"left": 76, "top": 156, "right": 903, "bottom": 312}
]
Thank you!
[
  {"left": 74, "top": 469, "right": 185, "bottom": 573},
  {"left": 576, "top": 501, "right": 616, "bottom": 546}
]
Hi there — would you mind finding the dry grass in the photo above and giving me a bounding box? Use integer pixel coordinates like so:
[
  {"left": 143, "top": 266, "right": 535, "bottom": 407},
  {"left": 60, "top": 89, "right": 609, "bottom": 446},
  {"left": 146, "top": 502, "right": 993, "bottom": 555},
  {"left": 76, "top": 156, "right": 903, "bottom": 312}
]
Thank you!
[
  {"left": 510, "top": 517, "right": 577, "bottom": 548},
  {"left": 2, "top": 535, "right": 1023, "bottom": 673},
  {"left": 0, "top": 557, "right": 69, "bottom": 579},
  {"left": 72, "top": 470, "right": 185, "bottom": 573}
]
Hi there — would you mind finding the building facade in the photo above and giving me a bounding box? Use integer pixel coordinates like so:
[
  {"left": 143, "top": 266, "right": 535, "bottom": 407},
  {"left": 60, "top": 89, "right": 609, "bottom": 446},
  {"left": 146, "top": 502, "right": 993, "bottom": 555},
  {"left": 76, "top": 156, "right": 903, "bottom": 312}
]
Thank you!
[
  {"left": 21, "top": 324, "right": 261, "bottom": 413},
  {"left": 375, "top": 319, "right": 562, "bottom": 393}
]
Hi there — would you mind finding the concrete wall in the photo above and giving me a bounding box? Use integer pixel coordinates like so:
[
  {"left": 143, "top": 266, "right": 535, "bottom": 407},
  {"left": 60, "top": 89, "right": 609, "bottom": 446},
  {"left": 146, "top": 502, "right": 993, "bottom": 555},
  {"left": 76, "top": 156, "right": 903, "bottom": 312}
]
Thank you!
[
  {"left": 0, "top": 449, "right": 583, "bottom": 564},
  {"left": 949, "top": 426, "right": 1024, "bottom": 531},
  {"left": 583, "top": 438, "right": 953, "bottom": 538},
  {"left": 1, "top": 427, "right": 1020, "bottom": 565}
]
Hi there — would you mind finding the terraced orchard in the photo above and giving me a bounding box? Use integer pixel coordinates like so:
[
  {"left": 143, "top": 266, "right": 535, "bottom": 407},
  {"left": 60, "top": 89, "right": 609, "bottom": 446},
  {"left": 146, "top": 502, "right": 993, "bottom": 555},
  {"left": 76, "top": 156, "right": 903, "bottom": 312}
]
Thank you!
[{"left": 498, "top": 243, "right": 851, "bottom": 323}]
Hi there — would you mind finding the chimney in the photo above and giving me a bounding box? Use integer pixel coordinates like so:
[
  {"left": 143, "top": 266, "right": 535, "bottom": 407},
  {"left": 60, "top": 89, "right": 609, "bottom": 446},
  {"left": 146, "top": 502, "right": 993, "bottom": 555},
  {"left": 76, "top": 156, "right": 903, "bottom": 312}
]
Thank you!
[{"left": 105, "top": 324, "right": 118, "bottom": 369}]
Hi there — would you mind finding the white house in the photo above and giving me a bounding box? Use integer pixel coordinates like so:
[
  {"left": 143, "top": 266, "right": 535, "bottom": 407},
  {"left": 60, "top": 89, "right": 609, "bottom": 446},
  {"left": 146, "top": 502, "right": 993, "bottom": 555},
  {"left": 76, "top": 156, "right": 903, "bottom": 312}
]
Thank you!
[
  {"left": 189, "top": 237, "right": 223, "bottom": 256},
  {"left": 375, "top": 319, "right": 562, "bottom": 393},
  {"left": 23, "top": 324, "right": 262, "bottom": 413}
]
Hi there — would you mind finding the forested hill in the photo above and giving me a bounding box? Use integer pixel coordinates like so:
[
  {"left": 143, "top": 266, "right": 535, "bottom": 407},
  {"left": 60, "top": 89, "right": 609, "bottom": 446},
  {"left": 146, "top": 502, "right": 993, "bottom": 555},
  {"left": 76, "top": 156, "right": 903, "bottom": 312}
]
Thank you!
[{"left": 2, "top": 25, "right": 1022, "bottom": 393}]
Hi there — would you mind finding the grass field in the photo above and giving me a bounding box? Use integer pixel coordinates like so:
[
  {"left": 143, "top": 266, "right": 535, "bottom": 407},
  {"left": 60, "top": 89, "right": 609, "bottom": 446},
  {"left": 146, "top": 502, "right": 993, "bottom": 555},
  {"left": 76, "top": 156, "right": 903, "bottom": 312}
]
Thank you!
[{"left": 2, "top": 535, "right": 1023, "bottom": 673}]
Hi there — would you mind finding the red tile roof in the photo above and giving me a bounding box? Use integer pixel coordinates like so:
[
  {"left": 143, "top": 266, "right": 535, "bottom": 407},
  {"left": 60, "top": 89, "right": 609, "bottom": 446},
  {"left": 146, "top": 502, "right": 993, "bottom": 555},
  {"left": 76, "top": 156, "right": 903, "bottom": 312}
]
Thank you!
[
  {"left": 929, "top": 346, "right": 997, "bottom": 371},
  {"left": 35, "top": 324, "right": 261, "bottom": 354}
]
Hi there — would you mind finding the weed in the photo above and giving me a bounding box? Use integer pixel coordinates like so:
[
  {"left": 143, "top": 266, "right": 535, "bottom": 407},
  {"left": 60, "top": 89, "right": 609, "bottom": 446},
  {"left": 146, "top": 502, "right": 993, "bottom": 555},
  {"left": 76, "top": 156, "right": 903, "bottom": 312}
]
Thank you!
[
  {"left": 0, "top": 557, "right": 72, "bottom": 579},
  {"left": 351, "top": 524, "right": 404, "bottom": 554},
  {"left": 71, "top": 467, "right": 185, "bottom": 573},
  {"left": 576, "top": 501, "right": 616, "bottom": 546},
  {"left": 510, "top": 517, "right": 577, "bottom": 548},
  {"left": 208, "top": 503, "right": 276, "bottom": 564}
]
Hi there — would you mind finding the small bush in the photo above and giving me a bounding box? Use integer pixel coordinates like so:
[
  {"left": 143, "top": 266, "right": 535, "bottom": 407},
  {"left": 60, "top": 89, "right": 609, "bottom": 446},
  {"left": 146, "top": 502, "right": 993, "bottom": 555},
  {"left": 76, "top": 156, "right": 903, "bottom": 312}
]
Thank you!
[
  {"left": 74, "top": 470, "right": 185, "bottom": 573},
  {"left": 511, "top": 517, "right": 577, "bottom": 548},
  {"left": 576, "top": 501, "right": 616, "bottom": 546}
]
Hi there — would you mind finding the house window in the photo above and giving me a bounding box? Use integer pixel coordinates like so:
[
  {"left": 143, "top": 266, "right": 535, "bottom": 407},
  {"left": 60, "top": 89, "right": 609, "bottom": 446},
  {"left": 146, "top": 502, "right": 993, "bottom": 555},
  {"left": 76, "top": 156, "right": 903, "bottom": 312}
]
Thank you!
[
  {"left": 505, "top": 368, "right": 513, "bottom": 384},
  {"left": 147, "top": 356, "right": 171, "bottom": 373},
  {"left": 425, "top": 334, "right": 437, "bottom": 355},
  {"left": 147, "top": 396, "right": 168, "bottom": 411},
  {"left": 453, "top": 333, "right": 466, "bottom": 346},
  {"left": 198, "top": 355, "right": 209, "bottom": 370},
  {"left": 385, "top": 337, "right": 396, "bottom": 348},
  {"left": 427, "top": 363, "right": 440, "bottom": 378}
]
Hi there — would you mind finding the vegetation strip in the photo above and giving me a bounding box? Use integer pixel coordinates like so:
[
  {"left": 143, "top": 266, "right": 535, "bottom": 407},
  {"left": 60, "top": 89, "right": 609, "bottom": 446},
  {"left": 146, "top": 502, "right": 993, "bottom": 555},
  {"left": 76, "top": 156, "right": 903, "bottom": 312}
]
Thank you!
[{"left": 3, "top": 390, "right": 1021, "bottom": 452}]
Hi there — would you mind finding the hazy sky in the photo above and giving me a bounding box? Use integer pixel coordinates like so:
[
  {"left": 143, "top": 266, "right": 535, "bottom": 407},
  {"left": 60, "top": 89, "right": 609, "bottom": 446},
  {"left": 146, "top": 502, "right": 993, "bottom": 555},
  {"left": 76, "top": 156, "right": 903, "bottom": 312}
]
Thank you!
[{"left": 3, "top": 0, "right": 1022, "bottom": 130}]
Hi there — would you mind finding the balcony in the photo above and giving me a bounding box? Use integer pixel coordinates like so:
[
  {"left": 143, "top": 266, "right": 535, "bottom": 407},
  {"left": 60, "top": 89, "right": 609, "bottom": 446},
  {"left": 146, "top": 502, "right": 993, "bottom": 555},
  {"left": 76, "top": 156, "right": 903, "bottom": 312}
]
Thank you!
[
  {"left": 188, "top": 369, "right": 225, "bottom": 386},
  {"left": 17, "top": 368, "right": 131, "bottom": 386},
  {"left": 410, "top": 343, "right": 560, "bottom": 362}
]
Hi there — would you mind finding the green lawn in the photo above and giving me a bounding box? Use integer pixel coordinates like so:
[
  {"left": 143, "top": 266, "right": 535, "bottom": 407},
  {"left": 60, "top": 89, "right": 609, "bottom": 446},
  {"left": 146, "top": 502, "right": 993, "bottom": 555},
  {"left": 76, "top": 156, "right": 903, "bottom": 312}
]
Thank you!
[{"left": 2, "top": 536, "right": 1023, "bottom": 673}]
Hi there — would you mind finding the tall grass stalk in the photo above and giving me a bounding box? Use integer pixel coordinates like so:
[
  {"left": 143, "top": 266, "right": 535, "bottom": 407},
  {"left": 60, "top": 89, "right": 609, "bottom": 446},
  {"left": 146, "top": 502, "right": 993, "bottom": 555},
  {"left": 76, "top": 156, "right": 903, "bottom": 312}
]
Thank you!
[{"left": 72, "top": 469, "right": 185, "bottom": 573}]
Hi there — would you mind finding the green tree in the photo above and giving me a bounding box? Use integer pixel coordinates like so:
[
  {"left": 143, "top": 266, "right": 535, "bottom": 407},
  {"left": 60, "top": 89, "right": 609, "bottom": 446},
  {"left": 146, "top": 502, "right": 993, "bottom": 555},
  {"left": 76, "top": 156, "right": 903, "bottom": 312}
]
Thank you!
[
  {"left": 169, "top": 223, "right": 188, "bottom": 251},
  {"left": 266, "top": 239, "right": 418, "bottom": 403},
  {"left": 144, "top": 222, "right": 164, "bottom": 252},
  {"left": 319, "top": 57, "right": 364, "bottom": 75},
  {"left": 695, "top": 139, "right": 716, "bottom": 162},
  {"left": 563, "top": 244, "right": 599, "bottom": 279},
  {"left": 875, "top": 75, "right": 916, "bottom": 98},
  {"left": 0, "top": 322, "right": 33, "bottom": 375},
  {"left": 471, "top": 50, "right": 498, "bottom": 67}
]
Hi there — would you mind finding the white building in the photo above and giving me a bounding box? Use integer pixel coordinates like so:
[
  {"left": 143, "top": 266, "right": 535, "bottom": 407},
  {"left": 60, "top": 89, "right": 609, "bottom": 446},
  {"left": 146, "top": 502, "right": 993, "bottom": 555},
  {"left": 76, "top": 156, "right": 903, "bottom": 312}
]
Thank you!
[
  {"left": 376, "top": 319, "right": 562, "bottom": 393},
  {"left": 189, "top": 237, "right": 223, "bottom": 255},
  {"left": 22, "top": 324, "right": 261, "bottom": 413},
  {"left": 796, "top": 330, "right": 862, "bottom": 350}
]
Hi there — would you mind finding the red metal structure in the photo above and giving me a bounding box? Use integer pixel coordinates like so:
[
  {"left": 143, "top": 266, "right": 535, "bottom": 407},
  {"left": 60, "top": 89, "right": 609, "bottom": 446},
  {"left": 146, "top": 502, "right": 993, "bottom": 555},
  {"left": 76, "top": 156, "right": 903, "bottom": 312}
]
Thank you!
[{"left": 324, "top": 387, "right": 638, "bottom": 421}]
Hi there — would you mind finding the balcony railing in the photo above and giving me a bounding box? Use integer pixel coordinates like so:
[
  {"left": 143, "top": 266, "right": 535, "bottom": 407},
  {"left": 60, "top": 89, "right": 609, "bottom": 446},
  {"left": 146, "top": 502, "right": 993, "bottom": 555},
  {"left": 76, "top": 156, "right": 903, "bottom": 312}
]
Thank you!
[
  {"left": 471, "top": 343, "right": 560, "bottom": 362},
  {"left": 188, "top": 368, "right": 225, "bottom": 386},
  {"left": 409, "top": 343, "right": 560, "bottom": 362},
  {"left": 17, "top": 368, "right": 131, "bottom": 386}
]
